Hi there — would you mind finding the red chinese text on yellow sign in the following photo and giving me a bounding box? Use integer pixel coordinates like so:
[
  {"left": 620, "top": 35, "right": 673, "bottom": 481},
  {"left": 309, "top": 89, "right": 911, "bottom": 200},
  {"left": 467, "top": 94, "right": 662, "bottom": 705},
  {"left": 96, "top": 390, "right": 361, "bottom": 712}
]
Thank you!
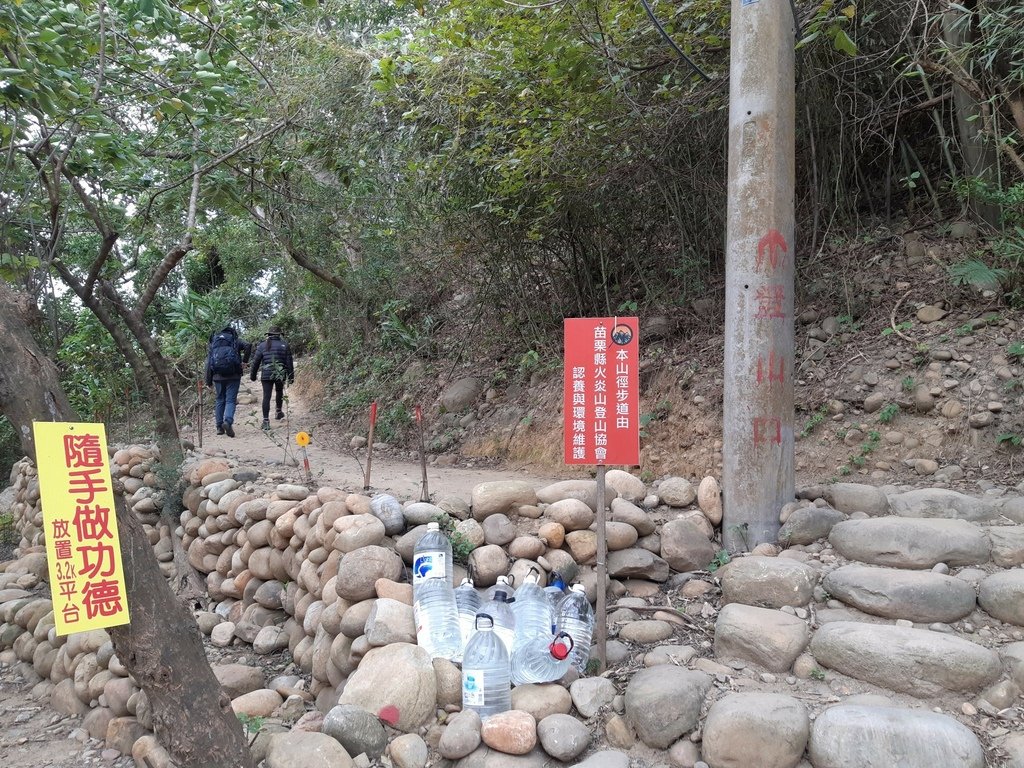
[{"left": 33, "top": 422, "right": 130, "bottom": 636}]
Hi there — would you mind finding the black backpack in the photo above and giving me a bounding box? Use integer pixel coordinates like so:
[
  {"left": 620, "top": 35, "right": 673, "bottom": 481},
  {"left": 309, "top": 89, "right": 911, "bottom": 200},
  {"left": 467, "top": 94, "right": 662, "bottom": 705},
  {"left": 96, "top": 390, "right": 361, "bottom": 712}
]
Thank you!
[{"left": 210, "top": 333, "right": 241, "bottom": 376}]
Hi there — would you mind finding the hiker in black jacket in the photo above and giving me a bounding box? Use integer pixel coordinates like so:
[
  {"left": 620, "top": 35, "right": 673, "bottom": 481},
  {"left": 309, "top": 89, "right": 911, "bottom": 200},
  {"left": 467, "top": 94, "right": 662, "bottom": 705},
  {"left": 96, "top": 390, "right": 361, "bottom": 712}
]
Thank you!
[
  {"left": 205, "top": 325, "right": 251, "bottom": 437},
  {"left": 250, "top": 326, "right": 294, "bottom": 430}
]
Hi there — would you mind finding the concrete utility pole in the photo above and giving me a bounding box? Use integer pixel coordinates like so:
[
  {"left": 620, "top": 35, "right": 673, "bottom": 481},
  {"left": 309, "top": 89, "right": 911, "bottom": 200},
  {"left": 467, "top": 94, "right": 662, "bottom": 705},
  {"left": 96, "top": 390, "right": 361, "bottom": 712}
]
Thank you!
[{"left": 722, "top": 0, "right": 796, "bottom": 551}]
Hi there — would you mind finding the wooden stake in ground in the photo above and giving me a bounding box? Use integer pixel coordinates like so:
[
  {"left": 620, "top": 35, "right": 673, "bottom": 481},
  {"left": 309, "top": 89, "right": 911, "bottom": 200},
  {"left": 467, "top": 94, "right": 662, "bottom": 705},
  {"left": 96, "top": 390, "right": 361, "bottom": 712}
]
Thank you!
[
  {"left": 594, "top": 464, "right": 608, "bottom": 671},
  {"left": 363, "top": 400, "right": 377, "bottom": 490},
  {"left": 722, "top": 0, "right": 796, "bottom": 551},
  {"left": 416, "top": 405, "right": 430, "bottom": 502},
  {"left": 296, "top": 431, "right": 312, "bottom": 483}
]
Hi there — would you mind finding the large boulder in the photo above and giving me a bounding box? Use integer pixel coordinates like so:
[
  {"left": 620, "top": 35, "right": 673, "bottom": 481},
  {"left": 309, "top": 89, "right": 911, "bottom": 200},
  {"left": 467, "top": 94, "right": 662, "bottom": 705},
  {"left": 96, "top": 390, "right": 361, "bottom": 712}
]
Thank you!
[
  {"left": 799, "top": 482, "right": 889, "bottom": 516},
  {"left": 810, "top": 622, "right": 1000, "bottom": 697},
  {"left": 335, "top": 547, "right": 403, "bottom": 602},
  {"left": 544, "top": 499, "right": 595, "bottom": 532},
  {"left": 659, "top": 519, "right": 717, "bottom": 572},
  {"left": 536, "top": 480, "right": 617, "bottom": 511},
  {"left": 266, "top": 731, "right": 354, "bottom": 768},
  {"left": 441, "top": 377, "right": 483, "bottom": 412},
  {"left": 701, "top": 693, "right": 809, "bottom": 768},
  {"left": 322, "top": 704, "right": 388, "bottom": 759},
  {"left": 888, "top": 488, "right": 1000, "bottom": 522},
  {"left": 808, "top": 705, "right": 984, "bottom": 768},
  {"left": 338, "top": 643, "right": 437, "bottom": 732},
  {"left": 823, "top": 564, "right": 976, "bottom": 623},
  {"left": 607, "top": 549, "right": 669, "bottom": 582},
  {"left": 777, "top": 506, "right": 845, "bottom": 545},
  {"left": 658, "top": 477, "right": 697, "bottom": 508},
  {"left": 364, "top": 598, "right": 416, "bottom": 646},
  {"left": 624, "top": 666, "right": 711, "bottom": 748},
  {"left": 720, "top": 556, "right": 817, "bottom": 608},
  {"left": 979, "top": 571, "right": 1024, "bottom": 626},
  {"left": 714, "top": 604, "right": 810, "bottom": 673},
  {"left": 604, "top": 470, "right": 646, "bottom": 504},
  {"left": 472, "top": 482, "right": 537, "bottom": 521},
  {"left": 828, "top": 518, "right": 990, "bottom": 569}
]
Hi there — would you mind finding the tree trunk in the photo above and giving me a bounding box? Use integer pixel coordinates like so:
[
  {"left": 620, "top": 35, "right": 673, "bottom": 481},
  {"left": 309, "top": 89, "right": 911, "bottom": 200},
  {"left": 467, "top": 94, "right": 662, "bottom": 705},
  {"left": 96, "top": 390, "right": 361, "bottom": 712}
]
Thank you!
[
  {"left": 108, "top": 494, "right": 254, "bottom": 768},
  {"left": 0, "top": 280, "right": 254, "bottom": 768},
  {"left": 942, "top": 4, "right": 1001, "bottom": 228},
  {"left": 0, "top": 281, "right": 74, "bottom": 456}
]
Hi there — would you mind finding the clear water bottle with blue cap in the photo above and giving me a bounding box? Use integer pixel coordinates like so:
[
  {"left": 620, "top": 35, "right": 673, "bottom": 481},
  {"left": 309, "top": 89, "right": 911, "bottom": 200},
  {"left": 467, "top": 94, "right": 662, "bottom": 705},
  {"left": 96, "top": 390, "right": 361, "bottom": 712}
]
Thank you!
[
  {"left": 510, "top": 631, "right": 574, "bottom": 685},
  {"left": 413, "top": 577, "right": 461, "bottom": 661},
  {"left": 454, "top": 577, "right": 482, "bottom": 654},
  {"left": 462, "top": 614, "right": 511, "bottom": 719},
  {"left": 413, "top": 521, "right": 453, "bottom": 592},
  {"left": 543, "top": 571, "right": 567, "bottom": 630},
  {"left": 556, "top": 584, "right": 595, "bottom": 675}
]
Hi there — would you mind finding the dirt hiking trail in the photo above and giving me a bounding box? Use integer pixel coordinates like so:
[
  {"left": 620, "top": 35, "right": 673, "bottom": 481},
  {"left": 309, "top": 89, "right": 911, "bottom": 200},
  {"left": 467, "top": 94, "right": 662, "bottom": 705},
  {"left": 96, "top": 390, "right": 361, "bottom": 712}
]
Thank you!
[{"left": 191, "top": 379, "right": 565, "bottom": 500}]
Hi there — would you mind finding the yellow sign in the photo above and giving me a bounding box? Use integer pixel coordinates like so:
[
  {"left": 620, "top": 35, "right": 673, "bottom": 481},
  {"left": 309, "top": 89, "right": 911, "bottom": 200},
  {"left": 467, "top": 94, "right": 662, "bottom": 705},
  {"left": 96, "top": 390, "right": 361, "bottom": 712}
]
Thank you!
[{"left": 34, "top": 422, "right": 130, "bottom": 635}]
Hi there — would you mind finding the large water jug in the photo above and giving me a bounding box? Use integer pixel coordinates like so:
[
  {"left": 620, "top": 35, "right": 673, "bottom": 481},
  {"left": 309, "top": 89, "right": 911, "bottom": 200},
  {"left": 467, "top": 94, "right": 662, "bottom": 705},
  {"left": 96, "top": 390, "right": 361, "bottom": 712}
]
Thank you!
[
  {"left": 510, "top": 571, "right": 553, "bottom": 651},
  {"left": 413, "top": 521, "right": 453, "bottom": 590},
  {"left": 462, "top": 614, "right": 511, "bottom": 720},
  {"left": 556, "top": 584, "right": 595, "bottom": 675},
  {"left": 474, "top": 588, "right": 515, "bottom": 654},
  {"left": 413, "top": 577, "right": 461, "bottom": 661},
  {"left": 454, "top": 577, "right": 482, "bottom": 653},
  {"left": 484, "top": 574, "right": 516, "bottom": 601},
  {"left": 510, "top": 632, "right": 574, "bottom": 686}
]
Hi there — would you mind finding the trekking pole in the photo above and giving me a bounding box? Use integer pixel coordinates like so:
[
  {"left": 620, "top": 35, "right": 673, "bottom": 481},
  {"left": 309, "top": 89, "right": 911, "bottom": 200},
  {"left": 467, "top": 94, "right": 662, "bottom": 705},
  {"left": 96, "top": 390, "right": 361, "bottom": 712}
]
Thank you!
[
  {"left": 197, "top": 379, "right": 203, "bottom": 449},
  {"left": 363, "top": 400, "right": 377, "bottom": 491},
  {"left": 416, "top": 405, "right": 429, "bottom": 502}
]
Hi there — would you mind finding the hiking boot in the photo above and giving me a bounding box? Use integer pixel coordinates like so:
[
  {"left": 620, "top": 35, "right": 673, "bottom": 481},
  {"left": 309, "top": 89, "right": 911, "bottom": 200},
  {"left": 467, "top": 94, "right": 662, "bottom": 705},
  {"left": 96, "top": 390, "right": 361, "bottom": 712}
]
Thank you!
[
  {"left": 224, "top": 423, "right": 235, "bottom": 438},
  {"left": 276, "top": 410, "right": 285, "bottom": 420},
  {"left": 261, "top": 419, "right": 270, "bottom": 431},
  {"left": 216, "top": 425, "right": 225, "bottom": 435}
]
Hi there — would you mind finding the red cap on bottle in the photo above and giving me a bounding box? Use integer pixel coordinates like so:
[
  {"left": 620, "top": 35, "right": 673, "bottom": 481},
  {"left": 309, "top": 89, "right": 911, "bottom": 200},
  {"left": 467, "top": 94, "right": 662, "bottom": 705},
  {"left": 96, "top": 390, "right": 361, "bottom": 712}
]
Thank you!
[{"left": 549, "top": 639, "right": 571, "bottom": 660}]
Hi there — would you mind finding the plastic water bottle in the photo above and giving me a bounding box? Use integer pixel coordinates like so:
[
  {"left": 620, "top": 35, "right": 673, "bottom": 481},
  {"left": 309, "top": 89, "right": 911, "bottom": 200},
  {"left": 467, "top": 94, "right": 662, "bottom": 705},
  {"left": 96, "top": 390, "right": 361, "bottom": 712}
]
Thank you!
[
  {"left": 511, "top": 571, "right": 553, "bottom": 649},
  {"left": 484, "top": 574, "right": 516, "bottom": 601},
  {"left": 413, "top": 521, "right": 453, "bottom": 589},
  {"left": 455, "top": 578, "right": 482, "bottom": 653},
  {"left": 510, "top": 632, "right": 574, "bottom": 686},
  {"left": 543, "top": 571, "right": 567, "bottom": 629},
  {"left": 413, "top": 577, "right": 461, "bottom": 661},
  {"left": 556, "top": 584, "right": 594, "bottom": 675},
  {"left": 462, "top": 614, "right": 511, "bottom": 720},
  {"left": 474, "top": 588, "right": 515, "bottom": 654}
]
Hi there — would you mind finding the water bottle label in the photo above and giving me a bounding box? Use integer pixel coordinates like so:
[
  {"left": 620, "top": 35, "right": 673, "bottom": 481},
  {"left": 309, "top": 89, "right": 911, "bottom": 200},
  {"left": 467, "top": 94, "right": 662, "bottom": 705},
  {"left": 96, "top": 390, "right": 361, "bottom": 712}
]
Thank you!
[
  {"left": 413, "top": 552, "right": 447, "bottom": 583},
  {"left": 462, "top": 669, "right": 485, "bottom": 707}
]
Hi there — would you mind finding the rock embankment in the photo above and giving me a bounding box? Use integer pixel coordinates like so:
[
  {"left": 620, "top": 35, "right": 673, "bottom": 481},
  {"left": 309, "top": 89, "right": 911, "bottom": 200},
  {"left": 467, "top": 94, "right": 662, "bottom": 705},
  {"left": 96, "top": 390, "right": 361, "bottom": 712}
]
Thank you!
[{"left": 3, "top": 450, "right": 1024, "bottom": 767}]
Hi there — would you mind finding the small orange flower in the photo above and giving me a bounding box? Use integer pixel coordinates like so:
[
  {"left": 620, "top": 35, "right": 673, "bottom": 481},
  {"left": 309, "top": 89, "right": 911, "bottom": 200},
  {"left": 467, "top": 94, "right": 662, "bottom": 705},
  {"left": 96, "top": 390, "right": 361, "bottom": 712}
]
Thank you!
[{"left": 295, "top": 431, "right": 311, "bottom": 447}]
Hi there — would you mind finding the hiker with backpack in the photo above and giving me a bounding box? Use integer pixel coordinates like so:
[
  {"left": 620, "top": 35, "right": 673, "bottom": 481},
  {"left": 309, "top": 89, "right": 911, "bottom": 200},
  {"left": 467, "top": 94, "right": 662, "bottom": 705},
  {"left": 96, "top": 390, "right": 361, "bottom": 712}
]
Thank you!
[
  {"left": 205, "top": 325, "right": 251, "bottom": 437},
  {"left": 250, "top": 326, "right": 294, "bottom": 430}
]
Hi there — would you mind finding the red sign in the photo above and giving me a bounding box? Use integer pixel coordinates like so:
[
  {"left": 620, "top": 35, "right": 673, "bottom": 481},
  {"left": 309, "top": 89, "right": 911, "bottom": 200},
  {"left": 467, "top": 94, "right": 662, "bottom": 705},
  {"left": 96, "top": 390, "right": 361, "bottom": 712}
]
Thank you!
[{"left": 563, "top": 317, "right": 640, "bottom": 466}]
